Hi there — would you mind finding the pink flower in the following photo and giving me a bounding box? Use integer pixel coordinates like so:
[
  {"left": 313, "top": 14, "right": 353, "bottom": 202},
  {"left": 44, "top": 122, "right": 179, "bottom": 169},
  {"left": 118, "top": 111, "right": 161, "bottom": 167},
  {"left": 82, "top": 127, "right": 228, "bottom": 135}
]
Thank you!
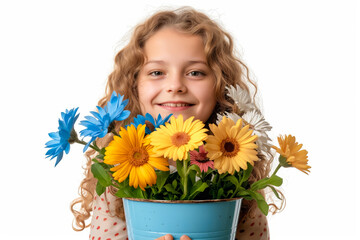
[{"left": 190, "top": 145, "right": 214, "bottom": 172}]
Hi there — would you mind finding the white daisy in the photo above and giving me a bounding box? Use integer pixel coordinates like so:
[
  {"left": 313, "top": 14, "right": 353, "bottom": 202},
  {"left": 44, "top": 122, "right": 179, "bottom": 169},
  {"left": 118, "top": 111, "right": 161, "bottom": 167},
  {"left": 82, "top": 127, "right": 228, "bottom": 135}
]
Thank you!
[
  {"left": 256, "top": 134, "right": 272, "bottom": 156},
  {"left": 241, "top": 109, "right": 272, "bottom": 154},
  {"left": 242, "top": 109, "right": 272, "bottom": 134},
  {"left": 226, "top": 85, "right": 254, "bottom": 112}
]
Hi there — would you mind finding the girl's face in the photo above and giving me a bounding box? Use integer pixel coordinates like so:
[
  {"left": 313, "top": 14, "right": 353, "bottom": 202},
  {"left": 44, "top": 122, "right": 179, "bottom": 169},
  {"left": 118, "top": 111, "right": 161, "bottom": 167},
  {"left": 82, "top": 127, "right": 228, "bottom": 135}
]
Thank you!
[{"left": 137, "top": 27, "right": 217, "bottom": 123}]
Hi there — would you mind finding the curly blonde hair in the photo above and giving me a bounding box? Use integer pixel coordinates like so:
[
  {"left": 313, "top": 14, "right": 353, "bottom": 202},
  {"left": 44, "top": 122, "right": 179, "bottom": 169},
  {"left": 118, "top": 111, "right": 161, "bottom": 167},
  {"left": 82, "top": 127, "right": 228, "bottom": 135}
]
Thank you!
[{"left": 70, "top": 6, "right": 283, "bottom": 231}]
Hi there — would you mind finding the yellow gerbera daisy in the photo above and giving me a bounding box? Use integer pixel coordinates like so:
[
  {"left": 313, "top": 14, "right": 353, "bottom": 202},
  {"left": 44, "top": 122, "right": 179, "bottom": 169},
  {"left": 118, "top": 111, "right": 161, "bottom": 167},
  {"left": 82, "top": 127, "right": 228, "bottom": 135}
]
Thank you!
[
  {"left": 104, "top": 124, "right": 169, "bottom": 190},
  {"left": 205, "top": 116, "right": 259, "bottom": 174},
  {"left": 150, "top": 115, "right": 208, "bottom": 161},
  {"left": 272, "top": 134, "right": 310, "bottom": 174}
]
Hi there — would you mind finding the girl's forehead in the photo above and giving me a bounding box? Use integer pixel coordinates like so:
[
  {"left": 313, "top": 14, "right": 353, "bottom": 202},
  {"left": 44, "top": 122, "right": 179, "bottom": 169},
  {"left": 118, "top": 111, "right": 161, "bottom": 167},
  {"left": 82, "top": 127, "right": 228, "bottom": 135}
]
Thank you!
[{"left": 143, "top": 27, "right": 206, "bottom": 59}]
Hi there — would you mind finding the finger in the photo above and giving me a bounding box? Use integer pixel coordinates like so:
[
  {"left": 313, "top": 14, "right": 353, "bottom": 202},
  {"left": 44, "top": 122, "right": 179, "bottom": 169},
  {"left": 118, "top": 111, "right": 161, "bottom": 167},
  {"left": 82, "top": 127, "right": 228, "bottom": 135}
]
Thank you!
[
  {"left": 155, "top": 234, "right": 173, "bottom": 240},
  {"left": 180, "top": 235, "right": 192, "bottom": 240}
]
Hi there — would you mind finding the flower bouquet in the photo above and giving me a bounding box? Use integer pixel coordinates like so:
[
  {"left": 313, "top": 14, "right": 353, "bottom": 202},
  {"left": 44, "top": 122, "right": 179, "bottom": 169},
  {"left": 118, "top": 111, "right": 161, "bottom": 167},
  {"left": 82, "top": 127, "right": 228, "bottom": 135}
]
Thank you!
[{"left": 45, "top": 86, "right": 310, "bottom": 240}]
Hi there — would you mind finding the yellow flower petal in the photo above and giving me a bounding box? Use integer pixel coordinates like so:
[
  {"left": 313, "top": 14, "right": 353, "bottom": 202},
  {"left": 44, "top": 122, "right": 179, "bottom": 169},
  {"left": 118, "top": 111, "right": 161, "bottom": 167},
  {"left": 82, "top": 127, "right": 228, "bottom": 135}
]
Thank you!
[
  {"left": 104, "top": 124, "right": 169, "bottom": 189},
  {"left": 273, "top": 134, "right": 310, "bottom": 174},
  {"left": 205, "top": 116, "right": 259, "bottom": 174},
  {"left": 150, "top": 115, "right": 207, "bottom": 161}
]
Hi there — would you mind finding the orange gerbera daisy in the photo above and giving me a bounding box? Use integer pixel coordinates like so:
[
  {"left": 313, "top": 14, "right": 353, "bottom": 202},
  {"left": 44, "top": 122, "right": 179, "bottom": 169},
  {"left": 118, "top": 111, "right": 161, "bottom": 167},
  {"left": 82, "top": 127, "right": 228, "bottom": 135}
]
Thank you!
[
  {"left": 272, "top": 134, "right": 310, "bottom": 174},
  {"left": 104, "top": 124, "right": 169, "bottom": 190},
  {"left": 205, "top": 116, "right": 259, "bottom": 174}
]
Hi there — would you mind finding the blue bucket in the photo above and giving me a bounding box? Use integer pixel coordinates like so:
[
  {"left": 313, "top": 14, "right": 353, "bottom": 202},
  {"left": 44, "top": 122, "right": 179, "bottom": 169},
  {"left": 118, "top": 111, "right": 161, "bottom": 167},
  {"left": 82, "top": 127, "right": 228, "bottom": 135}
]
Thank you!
[{"left": 123, "top": 198, "right": 242, "bottom": 240}]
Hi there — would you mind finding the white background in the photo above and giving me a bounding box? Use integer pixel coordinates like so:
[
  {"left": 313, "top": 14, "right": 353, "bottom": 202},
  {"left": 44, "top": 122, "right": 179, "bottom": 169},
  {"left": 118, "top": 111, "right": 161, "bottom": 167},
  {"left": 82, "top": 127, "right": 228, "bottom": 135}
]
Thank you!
[{"left": 0, "top": 0, "right": 358, "bottom": 239}]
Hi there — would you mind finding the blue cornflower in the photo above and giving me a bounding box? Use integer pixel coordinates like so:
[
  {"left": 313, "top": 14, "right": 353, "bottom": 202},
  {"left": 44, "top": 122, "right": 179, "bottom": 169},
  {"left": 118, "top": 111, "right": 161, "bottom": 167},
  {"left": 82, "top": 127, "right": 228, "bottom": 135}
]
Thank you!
[
  {"left": 131, "top": 113, "right": 172, "bottom": 134},
  {"left": 79, "top": 91, "right": 130, "bottom": 151},
  {"left": 45, "top": 108, "right": 80, "bottom": 167}
]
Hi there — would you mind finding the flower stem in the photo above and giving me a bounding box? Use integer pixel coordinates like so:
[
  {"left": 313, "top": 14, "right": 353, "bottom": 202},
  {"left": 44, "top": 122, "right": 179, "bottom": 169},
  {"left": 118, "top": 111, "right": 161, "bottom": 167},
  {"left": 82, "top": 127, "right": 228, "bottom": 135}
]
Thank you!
[
  {"left": 272, "top": 163, "right": 282, "bottom": 176},
  {"left": 183, "top": 159, "right": 188, "bottom": 198},
  {"left": 75, "top": 139, "right": 101, "bottom": 152}
]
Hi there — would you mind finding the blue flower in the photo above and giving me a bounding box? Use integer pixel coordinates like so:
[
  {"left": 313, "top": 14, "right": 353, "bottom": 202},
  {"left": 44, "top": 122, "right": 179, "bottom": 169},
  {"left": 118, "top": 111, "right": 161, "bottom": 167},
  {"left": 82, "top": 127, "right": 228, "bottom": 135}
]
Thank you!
[
  {"left": 106, "top": 91, "right": 130, "bottom": 121},
  {"left": 79, "top": 91, "right": 130, "bottom": 151},
  {"left": 131, "top": 113, "right": 172, "bottom": 134},
  {"left": 45, "top": 108, "right": 79, "bottom": 167}
]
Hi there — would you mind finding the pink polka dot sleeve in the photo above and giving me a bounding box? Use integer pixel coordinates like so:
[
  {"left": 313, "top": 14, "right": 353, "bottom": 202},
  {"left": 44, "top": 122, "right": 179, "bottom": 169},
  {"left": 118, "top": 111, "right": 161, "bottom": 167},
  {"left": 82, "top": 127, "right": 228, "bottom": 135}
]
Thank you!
[
  {"left": 235, "top": 208, "right": 269, "bottom": 240},
  {"left": 89, "top": 189, "right": 128, "bottom": 240}
]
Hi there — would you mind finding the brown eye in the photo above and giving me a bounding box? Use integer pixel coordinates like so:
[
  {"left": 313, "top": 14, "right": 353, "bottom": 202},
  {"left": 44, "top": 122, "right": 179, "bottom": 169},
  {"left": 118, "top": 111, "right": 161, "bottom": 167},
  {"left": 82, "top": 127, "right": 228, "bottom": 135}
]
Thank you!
[
  {"left": 150, "top": 71, "right": 163, "bottom": 76},
  {"left": 188, "top": 71, "right": 205, "bottom": 77}
]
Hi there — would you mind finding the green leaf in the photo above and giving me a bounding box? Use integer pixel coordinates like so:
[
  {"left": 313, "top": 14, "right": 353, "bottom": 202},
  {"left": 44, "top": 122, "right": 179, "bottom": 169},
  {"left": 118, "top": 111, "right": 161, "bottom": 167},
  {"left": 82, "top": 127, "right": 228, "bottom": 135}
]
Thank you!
[
  {"left": 98, "top": 161, "right": 112, "bottom": 170},
  {"left": 95, "top": 153, "right": 105, "bottom": 161},
  {"left": 216, "top": 188, "right": 224, "bottom": 199},
  {"left": 268, "top": 186, "right": 282, "bottom": 200},
  {"left": 164, "top": 183, "right": 180, "bottom": 195},
  {"left": 92, "top": 143, "right": 106, "bottom": 159},
  {"left": 187, "top": 164, "right": 201, "bottom": 175},
  {"left": 240, "top": 163, "right": 253, "bottom": 185},
  {"left": 219, "top": 172, "right": 229, "bottom": 180},
  {"left": 114, "top": 179, "right": 131, "bottom": 198},
  {"left": 95, "top": 181, "right": 106, "bottom": 196},
  {"left": 188, "top": 168, "right": 197, "bottom": 185},
  {"left": 224, "top": 175, "right": 240, "bottom": 188},
  {"left": 176, "top": 160, "right": 184, "bottom": 178},
  {"left": 248, "top": 191, "right": 269, "bottom": 216},
  {"left": 242, "top": 195, "right": 253, "bottom": 201},
  {"left": 133, "top": 187, "right": 145, "bottom": 198},
  {"left": 115, "top": 185, "right": 145, "bottom": 198},
  {"left": 188, "top": 181, "right": 208, "bottom": 200},
  {"left": 249, "top": 178, "right": 268, "bottom": 191},
  {"left": 91, "top": 163, "right": 112, "bottom": 187},
  {"left": 257, "top": 200, "right": 269, "bottom": 216},
  {"left": 172, "top": 179, "right": 178, "bottom": 189},
  {"left": 100, "top": 147, "right": 106, "bottom": 155},
  {"left": 268, "top": 175, "right": 283, "bottom": 186},
  {"left": 211, "top": 174, "right": 219, "bottom": 187},
  {"left": 250, "top": 175, "right": 283, "bottom": 191},
  {"left": 93, "top": 140, "right": 99, "bottom": 149},
  {"left": 236, "top": 189, "right": 250, "bottom": 198},
  {"left": 115, "top": 186, "right": 133, "bottom": 198},
  {"left": 156, "top": 171, "right": 169, "bottom": 192}
]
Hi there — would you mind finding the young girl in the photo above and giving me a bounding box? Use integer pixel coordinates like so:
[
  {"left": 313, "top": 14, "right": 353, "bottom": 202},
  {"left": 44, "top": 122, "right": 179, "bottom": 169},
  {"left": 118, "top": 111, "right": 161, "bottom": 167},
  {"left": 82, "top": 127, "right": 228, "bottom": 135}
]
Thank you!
[{"left": 71, "top": 7, "right": 281, "bottom": 240}]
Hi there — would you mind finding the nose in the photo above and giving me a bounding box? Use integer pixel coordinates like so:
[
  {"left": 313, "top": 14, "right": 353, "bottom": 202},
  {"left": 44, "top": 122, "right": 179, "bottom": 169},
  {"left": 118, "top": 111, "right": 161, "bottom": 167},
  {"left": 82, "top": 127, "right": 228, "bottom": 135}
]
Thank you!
[{"left": 166, "top": 73, "right": 187, "bottom": 93}]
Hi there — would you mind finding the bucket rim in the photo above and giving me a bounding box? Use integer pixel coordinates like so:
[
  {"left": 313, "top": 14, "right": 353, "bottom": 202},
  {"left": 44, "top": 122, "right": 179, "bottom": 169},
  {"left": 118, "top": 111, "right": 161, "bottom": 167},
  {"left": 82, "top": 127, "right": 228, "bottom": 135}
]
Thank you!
[{"left": 123, "top": 197, "right": 242, "bottom": 204}]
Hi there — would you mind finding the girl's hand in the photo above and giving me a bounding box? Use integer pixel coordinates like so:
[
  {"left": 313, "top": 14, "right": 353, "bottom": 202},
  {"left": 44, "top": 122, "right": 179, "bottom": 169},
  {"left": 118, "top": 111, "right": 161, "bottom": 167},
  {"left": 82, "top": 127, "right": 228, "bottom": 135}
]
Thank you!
[{"left": 155, "top": 234, "right": 191, "bottom": 240}]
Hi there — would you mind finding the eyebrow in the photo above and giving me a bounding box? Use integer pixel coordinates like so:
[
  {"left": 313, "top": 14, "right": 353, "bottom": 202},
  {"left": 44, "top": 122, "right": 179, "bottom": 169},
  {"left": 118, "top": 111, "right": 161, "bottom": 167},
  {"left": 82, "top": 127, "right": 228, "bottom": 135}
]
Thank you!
[{"left": 144, "top": 60, "right": 208, "bottom": 66}]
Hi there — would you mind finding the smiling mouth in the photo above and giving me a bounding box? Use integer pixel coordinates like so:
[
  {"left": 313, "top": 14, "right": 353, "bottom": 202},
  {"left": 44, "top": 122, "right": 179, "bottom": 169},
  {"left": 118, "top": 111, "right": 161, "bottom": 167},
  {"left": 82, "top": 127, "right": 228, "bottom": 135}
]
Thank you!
[{"left": 159, "top": 103, "right": 194, "bottom": 107}]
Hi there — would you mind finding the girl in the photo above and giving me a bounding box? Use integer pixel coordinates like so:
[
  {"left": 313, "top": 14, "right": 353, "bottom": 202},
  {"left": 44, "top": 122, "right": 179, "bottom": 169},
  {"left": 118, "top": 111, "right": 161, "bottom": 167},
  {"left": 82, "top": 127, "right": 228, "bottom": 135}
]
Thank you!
[{"left": 71, "top": 7, "right": 281, "bottom": 240}]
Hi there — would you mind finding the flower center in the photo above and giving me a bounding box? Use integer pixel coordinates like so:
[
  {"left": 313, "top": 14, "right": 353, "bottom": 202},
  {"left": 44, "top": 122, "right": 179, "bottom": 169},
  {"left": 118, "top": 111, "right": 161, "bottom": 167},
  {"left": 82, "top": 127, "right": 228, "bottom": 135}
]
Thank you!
[
  {"left": 129, "top": 148, "right": 149, "bottom": 166},
  {"left": 220, "top": 138, "right": 240, "bottom": 157},
  {"left": 196, "top": 152, "right": 209, "bottom": 162},
  {"left": 171, "top": 132, "right": 190, "bottom": 147},
  {"left": 197, "top": 158, "right": 210, "bottom": 163}
]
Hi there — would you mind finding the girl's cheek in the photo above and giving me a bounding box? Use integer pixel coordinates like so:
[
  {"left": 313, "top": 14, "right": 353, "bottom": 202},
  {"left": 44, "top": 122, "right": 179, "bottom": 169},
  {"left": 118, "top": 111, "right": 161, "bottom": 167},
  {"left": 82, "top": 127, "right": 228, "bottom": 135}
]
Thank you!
[
  {"left": 138, "top": 81, "right": 162, "bottom": 106},
  {"left": 139, "top": 82, "right": 157, "bottom": 96}
]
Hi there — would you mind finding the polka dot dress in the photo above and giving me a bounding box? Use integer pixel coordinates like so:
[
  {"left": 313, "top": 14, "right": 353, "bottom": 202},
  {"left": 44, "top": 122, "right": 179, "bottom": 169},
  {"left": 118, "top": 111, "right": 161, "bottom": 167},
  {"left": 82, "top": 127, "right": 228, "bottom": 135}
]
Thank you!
[
  {"left": 235, "top": 207, "right": 269, "bottom": 240},
  {"left": 89, "top": 189, "right": 269, "bottom": 240},
  {"left": 89, "top": 189, "right": 128, "bottom": 240}
]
